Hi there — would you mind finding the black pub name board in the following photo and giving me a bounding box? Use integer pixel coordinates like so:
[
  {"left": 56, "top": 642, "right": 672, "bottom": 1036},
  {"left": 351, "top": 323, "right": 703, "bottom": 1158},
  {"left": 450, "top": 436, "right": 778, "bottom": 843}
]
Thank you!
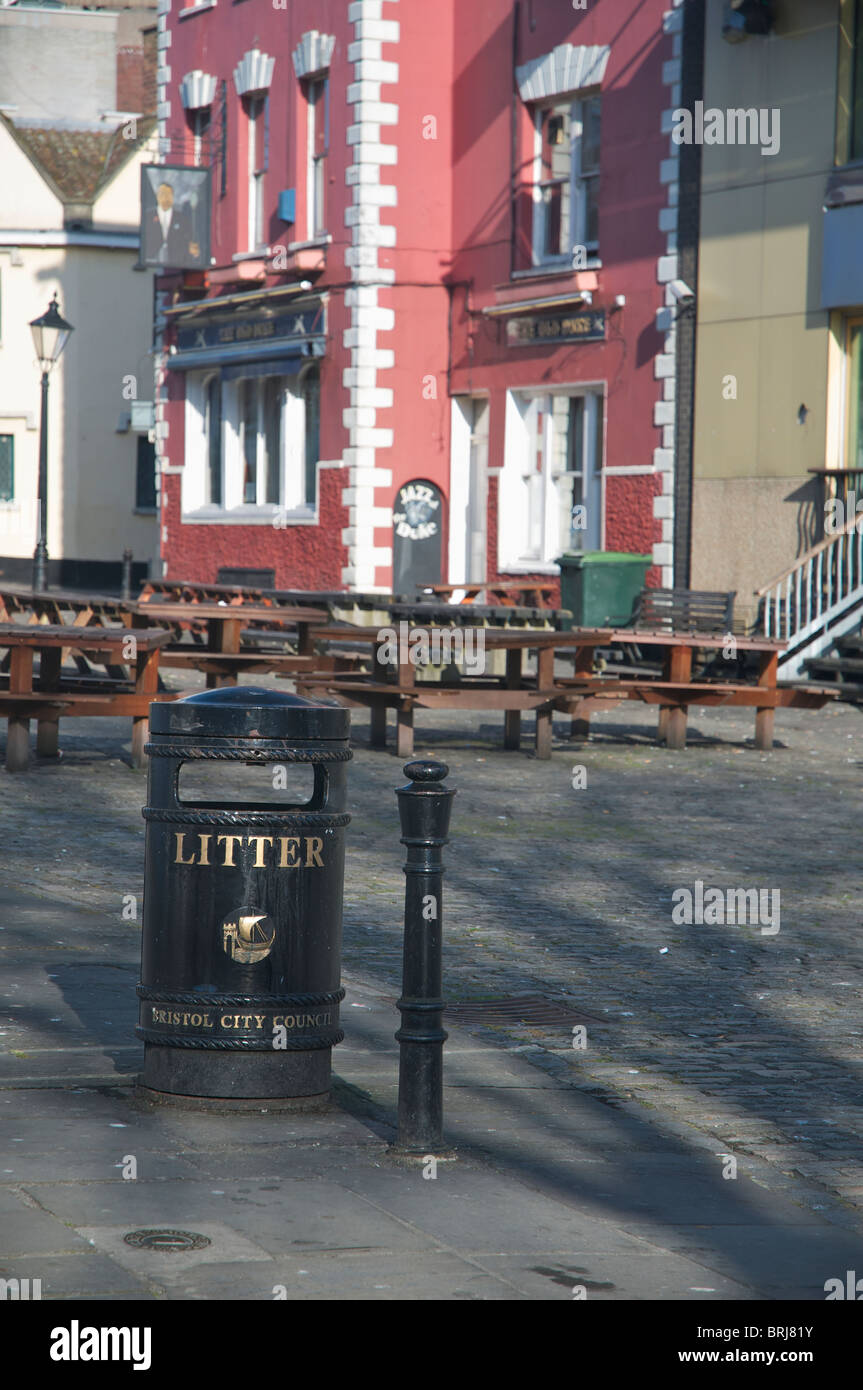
[
  {"left": 506, "top": 308, "right": 606, "bottom": 346},
  {"left": 176, "top": 305, "right": 324, "bottom": 353}
]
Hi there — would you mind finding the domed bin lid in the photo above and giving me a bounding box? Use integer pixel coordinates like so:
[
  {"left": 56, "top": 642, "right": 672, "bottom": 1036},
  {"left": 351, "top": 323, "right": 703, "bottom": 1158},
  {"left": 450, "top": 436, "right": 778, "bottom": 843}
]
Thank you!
[{"left": 149, "top": 686, "right": 350, "bottom": 740}]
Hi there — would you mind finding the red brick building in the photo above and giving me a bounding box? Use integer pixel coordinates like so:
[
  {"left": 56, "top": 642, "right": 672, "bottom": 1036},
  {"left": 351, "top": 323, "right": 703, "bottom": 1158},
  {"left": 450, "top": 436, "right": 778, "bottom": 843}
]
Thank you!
[{"left": 153, "top": 0, "right": 683, "bottom": 594}]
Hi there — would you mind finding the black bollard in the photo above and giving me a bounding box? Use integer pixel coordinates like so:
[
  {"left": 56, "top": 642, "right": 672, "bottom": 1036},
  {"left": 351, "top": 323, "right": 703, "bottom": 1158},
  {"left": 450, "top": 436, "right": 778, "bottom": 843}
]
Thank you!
[
  {"left": 394, "top": 759, "right": 456, "bottom": 1153},
  {"left": 122, "top": 548, "right": 133, "bottom": 602}
]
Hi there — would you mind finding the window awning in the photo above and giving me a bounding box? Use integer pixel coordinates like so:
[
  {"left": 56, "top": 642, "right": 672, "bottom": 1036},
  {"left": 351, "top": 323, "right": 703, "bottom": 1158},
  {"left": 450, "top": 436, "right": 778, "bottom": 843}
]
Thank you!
[
  {"left": 221, "top": 355, "right": 318, "bottom": 381},
  {"left": 168, "top": 339, "right": 324, "bottom": 371},
  {"left": 821, "top": 203, "right": 863, "bottom": 309},
  {"left": 483, "top": 292, "right": 592, "bottom": 318}
]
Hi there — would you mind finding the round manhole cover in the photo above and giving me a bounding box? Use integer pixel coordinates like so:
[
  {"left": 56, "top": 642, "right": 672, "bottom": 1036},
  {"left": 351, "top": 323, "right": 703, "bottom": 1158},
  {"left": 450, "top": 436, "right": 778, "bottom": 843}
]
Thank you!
[{"left": 123, "top": 1228, "right": 211, "bottom": 1253}]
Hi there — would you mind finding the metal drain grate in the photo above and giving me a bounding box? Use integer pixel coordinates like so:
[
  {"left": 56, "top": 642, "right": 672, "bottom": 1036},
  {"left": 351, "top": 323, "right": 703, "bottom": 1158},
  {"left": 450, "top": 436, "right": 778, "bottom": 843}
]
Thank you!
[
  {"left": 123, "top": 1228, "right": 211, "bottom": 1253},
  {"left": 445, "top": 994, "right": 599, "bottom": 1027}
]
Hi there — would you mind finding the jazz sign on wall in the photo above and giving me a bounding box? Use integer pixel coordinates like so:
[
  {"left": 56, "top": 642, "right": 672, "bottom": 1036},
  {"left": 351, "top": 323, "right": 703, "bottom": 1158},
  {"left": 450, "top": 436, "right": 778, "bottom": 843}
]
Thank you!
[{"left": 392, "top": 480, "right": 443, "bottom": 594}]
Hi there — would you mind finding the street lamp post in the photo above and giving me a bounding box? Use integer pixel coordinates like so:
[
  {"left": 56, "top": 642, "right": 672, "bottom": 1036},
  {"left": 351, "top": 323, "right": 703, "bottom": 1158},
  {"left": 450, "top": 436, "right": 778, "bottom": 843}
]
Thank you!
[{"left": 29, "top": 294, "right": 73, "bottom": 591}]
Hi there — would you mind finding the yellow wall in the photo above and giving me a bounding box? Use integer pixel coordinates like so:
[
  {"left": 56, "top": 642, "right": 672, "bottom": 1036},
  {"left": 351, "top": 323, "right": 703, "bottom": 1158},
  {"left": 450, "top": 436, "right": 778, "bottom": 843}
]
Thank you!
[{"left": 691, "top": 0, "right": 837, "bottom": 616}]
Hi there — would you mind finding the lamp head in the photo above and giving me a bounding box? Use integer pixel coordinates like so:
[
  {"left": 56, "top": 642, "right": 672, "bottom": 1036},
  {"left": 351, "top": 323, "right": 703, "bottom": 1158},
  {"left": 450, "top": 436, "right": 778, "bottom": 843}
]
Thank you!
[{"left": 29, "top": 293, "right": 74, "bottom": 371}]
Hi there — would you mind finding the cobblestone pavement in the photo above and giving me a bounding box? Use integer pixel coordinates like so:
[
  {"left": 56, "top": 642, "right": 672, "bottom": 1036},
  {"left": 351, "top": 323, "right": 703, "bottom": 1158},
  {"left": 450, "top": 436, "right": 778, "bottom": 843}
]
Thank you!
[{"left": 2, "top": 674, "right": 862, "bottom": 1212}]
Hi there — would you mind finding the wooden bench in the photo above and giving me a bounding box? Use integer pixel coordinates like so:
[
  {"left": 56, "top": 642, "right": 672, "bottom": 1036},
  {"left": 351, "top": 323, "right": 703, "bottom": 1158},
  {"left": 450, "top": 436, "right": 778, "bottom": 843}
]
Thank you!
[{"left": 632, "top": 587, "right": 736, "bottom": 634}]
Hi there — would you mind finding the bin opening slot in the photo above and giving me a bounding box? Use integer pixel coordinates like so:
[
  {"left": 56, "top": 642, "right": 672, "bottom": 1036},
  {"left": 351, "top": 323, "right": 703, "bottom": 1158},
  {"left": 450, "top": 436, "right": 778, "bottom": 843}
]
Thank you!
[{"left": 176, "top": 759, "right": 322, "bottom": 810}]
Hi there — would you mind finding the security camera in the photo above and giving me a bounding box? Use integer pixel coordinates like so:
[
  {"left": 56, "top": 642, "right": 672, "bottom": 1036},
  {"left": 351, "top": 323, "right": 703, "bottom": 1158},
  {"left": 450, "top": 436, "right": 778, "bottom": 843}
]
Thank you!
[{"left": 668, "top": 279, "right": 695, "bottom": 305}]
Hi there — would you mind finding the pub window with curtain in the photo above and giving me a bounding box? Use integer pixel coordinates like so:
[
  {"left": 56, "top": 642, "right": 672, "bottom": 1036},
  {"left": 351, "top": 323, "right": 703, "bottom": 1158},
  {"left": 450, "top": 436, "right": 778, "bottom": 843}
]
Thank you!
[
  {"left": 183, "top": 366, "right": 321, "bottom": 517},
  {"left": 500, "top": 389, "right": 603, "bottom": 567},
  {"left": 240, "top": 375, "right": 283, "bottom": 505}
]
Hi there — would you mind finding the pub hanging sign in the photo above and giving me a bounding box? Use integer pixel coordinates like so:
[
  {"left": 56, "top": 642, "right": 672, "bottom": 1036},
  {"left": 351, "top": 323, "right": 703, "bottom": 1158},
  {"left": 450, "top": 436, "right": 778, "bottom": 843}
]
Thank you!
[{"left": 506, "top": 307, "right": 606, "bottom": 346}]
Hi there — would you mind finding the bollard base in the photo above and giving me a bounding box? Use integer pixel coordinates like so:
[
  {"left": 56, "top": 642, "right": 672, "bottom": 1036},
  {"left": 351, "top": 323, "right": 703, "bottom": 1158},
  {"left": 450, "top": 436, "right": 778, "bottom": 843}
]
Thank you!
[
  {"left": 141, "top": 1043, "right": 331, "bottom": 1102},
  {"left": 386, "top": 1145, "right": 459, "bottom": 1164}
]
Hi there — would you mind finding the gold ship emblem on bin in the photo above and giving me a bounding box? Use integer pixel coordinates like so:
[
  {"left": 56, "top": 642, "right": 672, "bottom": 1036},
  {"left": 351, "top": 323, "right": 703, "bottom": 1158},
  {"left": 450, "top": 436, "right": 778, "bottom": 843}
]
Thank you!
[{"left": 221, "top": 911, "right": 275, "bottom": 964}]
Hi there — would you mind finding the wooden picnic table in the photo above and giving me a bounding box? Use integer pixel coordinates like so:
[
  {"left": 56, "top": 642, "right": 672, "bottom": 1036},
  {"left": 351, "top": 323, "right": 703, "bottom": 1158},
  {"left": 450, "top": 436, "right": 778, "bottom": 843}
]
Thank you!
[
  {"left": 138, "top": 578, "right": 394, "bottom": 618},
  {"left": 0, "top": 623, "right": 175, "bottom": 771},
  {"left": 300, "top": 624, "right": 836, "bottom": 756},
  {"left": 300, "top": 624, "right": 613, "bottom": 757},
  {"left": 553, "top": 630, "right": 838, "bottom": 750},
  {"left": 608, "top": 630, "right": 787, "bottom": 750},
  {"left": 130, "top": 600, "right": 330, "bottom": 687}
]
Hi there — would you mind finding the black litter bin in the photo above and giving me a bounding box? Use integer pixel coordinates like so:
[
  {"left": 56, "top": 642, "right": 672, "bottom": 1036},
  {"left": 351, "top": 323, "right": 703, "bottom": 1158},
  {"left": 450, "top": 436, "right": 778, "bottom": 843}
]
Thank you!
[{"left": 136, "top": 687, "right": 351, "bottom": 1103}]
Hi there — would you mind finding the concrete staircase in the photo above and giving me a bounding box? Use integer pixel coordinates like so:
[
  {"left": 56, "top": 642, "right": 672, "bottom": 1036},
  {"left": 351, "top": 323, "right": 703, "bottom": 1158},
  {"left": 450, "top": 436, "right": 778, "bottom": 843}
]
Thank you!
[{"left": 801, "top": 630, "right": 863, "bottom": 702}]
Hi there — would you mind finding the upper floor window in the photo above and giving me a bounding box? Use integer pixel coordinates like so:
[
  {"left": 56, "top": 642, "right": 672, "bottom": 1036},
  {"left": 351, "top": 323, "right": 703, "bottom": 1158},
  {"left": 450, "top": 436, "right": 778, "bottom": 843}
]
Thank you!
[
  {"left": 533, "top": 95, "right": 601, "bottom": 266},
  {"left": 179, "top": 71, "right": 217, "bottom": 170},
  {"left": 247, "top": 95, "right": 269, "bottom": 251},
  {"left": 837, "top": 0, "right": 863, "bottom": 164},
  {"left": 306, "top": 76, "right": 329, "bottom": 238},
  {"left": 190, "top": 108, "right": 211, "bottom": 169}
]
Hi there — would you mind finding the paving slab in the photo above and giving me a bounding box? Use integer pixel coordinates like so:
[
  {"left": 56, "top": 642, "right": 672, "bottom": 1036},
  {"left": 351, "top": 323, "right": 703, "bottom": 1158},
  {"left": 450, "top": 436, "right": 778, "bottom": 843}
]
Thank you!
[
  {"left": 0, "top": 1252, "right": 152, "bottom": 1300},
  {"left": 0, "top": 1188, "right": 93, "bottom": 1258}
]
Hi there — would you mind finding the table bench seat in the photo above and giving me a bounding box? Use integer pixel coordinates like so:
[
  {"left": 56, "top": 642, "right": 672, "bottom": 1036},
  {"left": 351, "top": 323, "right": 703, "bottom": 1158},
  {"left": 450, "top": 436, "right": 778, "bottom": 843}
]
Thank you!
[
  {"left": 296, "top": 674, "right": 565, "bottom": 758},
  {"left": 553, "top": 679, "right": 837, "bottom": 747}
]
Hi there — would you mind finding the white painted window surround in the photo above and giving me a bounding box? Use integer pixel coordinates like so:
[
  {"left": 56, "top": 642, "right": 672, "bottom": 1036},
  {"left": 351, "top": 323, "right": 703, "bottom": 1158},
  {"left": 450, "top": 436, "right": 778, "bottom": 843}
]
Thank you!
[
  {"left": 499, "top": 387, "right": 603, "bottom": 569},
  {"left": 516, "top": 43, "right": 611, "bottom": 102},
  {"left": 449, "top": 396, "right": 489, "bottom": 585},
  {"left": 178, "top": 1, "right": 216, "bottom": 20},
  {"left": 515, "top": 42, "right": 610, "bottom": 274},
  {"left": 182, "top": 368, "right": 319, "bottom": 523}
]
